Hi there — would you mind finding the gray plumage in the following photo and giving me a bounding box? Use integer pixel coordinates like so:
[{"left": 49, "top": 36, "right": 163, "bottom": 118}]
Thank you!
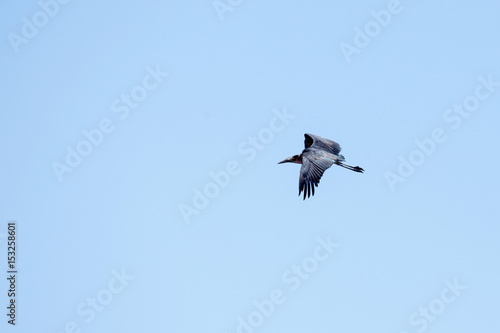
[{"left": 278, "top": 133, "right": 364, "bottom": 200}]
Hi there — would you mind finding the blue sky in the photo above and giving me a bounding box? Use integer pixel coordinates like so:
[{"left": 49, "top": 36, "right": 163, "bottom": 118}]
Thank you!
[{"left": 1, "top": 1, "right": 500, "bottom": 332}]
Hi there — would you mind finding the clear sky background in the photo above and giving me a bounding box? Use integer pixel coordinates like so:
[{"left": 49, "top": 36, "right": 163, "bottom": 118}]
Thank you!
[{"left": 1, "top": 1, "right": 500, "bottom": 332}]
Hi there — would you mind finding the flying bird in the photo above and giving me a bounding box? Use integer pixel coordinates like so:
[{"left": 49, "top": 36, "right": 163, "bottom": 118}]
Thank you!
[{"left": 278, "top": 133, "right": 364, "bottom": 200}]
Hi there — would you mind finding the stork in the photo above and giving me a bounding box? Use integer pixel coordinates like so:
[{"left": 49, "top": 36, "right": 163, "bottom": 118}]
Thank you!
[{"left": 278, "top": 133, "right": 364, "bottom": 199}]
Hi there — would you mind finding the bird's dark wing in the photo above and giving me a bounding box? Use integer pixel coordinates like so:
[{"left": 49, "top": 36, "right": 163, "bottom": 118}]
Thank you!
[
  {"left": 298, "top": 149, "right": 335, "bottom": 200},
  {"left": 304, "top": 133, "right": 342, "bottom": 155}
]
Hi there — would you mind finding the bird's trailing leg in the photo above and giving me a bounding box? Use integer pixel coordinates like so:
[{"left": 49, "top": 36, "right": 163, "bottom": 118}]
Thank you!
[{"left": 336, "top": 161, "right": 364, "bottom": 173}]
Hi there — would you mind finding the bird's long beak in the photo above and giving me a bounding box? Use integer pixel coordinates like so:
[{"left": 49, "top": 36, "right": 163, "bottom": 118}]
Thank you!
[{"left": 278, "top": 156, "right": 294, "bottom": 164}]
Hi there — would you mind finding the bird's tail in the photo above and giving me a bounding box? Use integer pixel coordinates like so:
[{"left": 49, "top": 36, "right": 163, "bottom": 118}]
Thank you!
[{"left": 336, "top": 161, "right": 364, "bottom": 173}]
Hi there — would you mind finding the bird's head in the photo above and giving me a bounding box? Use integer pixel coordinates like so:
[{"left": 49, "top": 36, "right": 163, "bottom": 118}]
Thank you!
[{"left": 278, "top": 154, "right": 302, "bottom": 164}]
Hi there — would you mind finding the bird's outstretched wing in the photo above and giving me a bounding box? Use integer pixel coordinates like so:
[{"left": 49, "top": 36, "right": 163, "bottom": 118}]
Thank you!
[
  {"left": 298, "top": 149, "right": 335, "bottom": 200},
  {"left": 304, "top": 133, "right": 342, "bottom": 156}
]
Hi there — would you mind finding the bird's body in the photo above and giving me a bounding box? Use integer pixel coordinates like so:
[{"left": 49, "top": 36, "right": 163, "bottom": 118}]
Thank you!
[{"left": 278, "top": 133, "right": 364, "bottom": 199}]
